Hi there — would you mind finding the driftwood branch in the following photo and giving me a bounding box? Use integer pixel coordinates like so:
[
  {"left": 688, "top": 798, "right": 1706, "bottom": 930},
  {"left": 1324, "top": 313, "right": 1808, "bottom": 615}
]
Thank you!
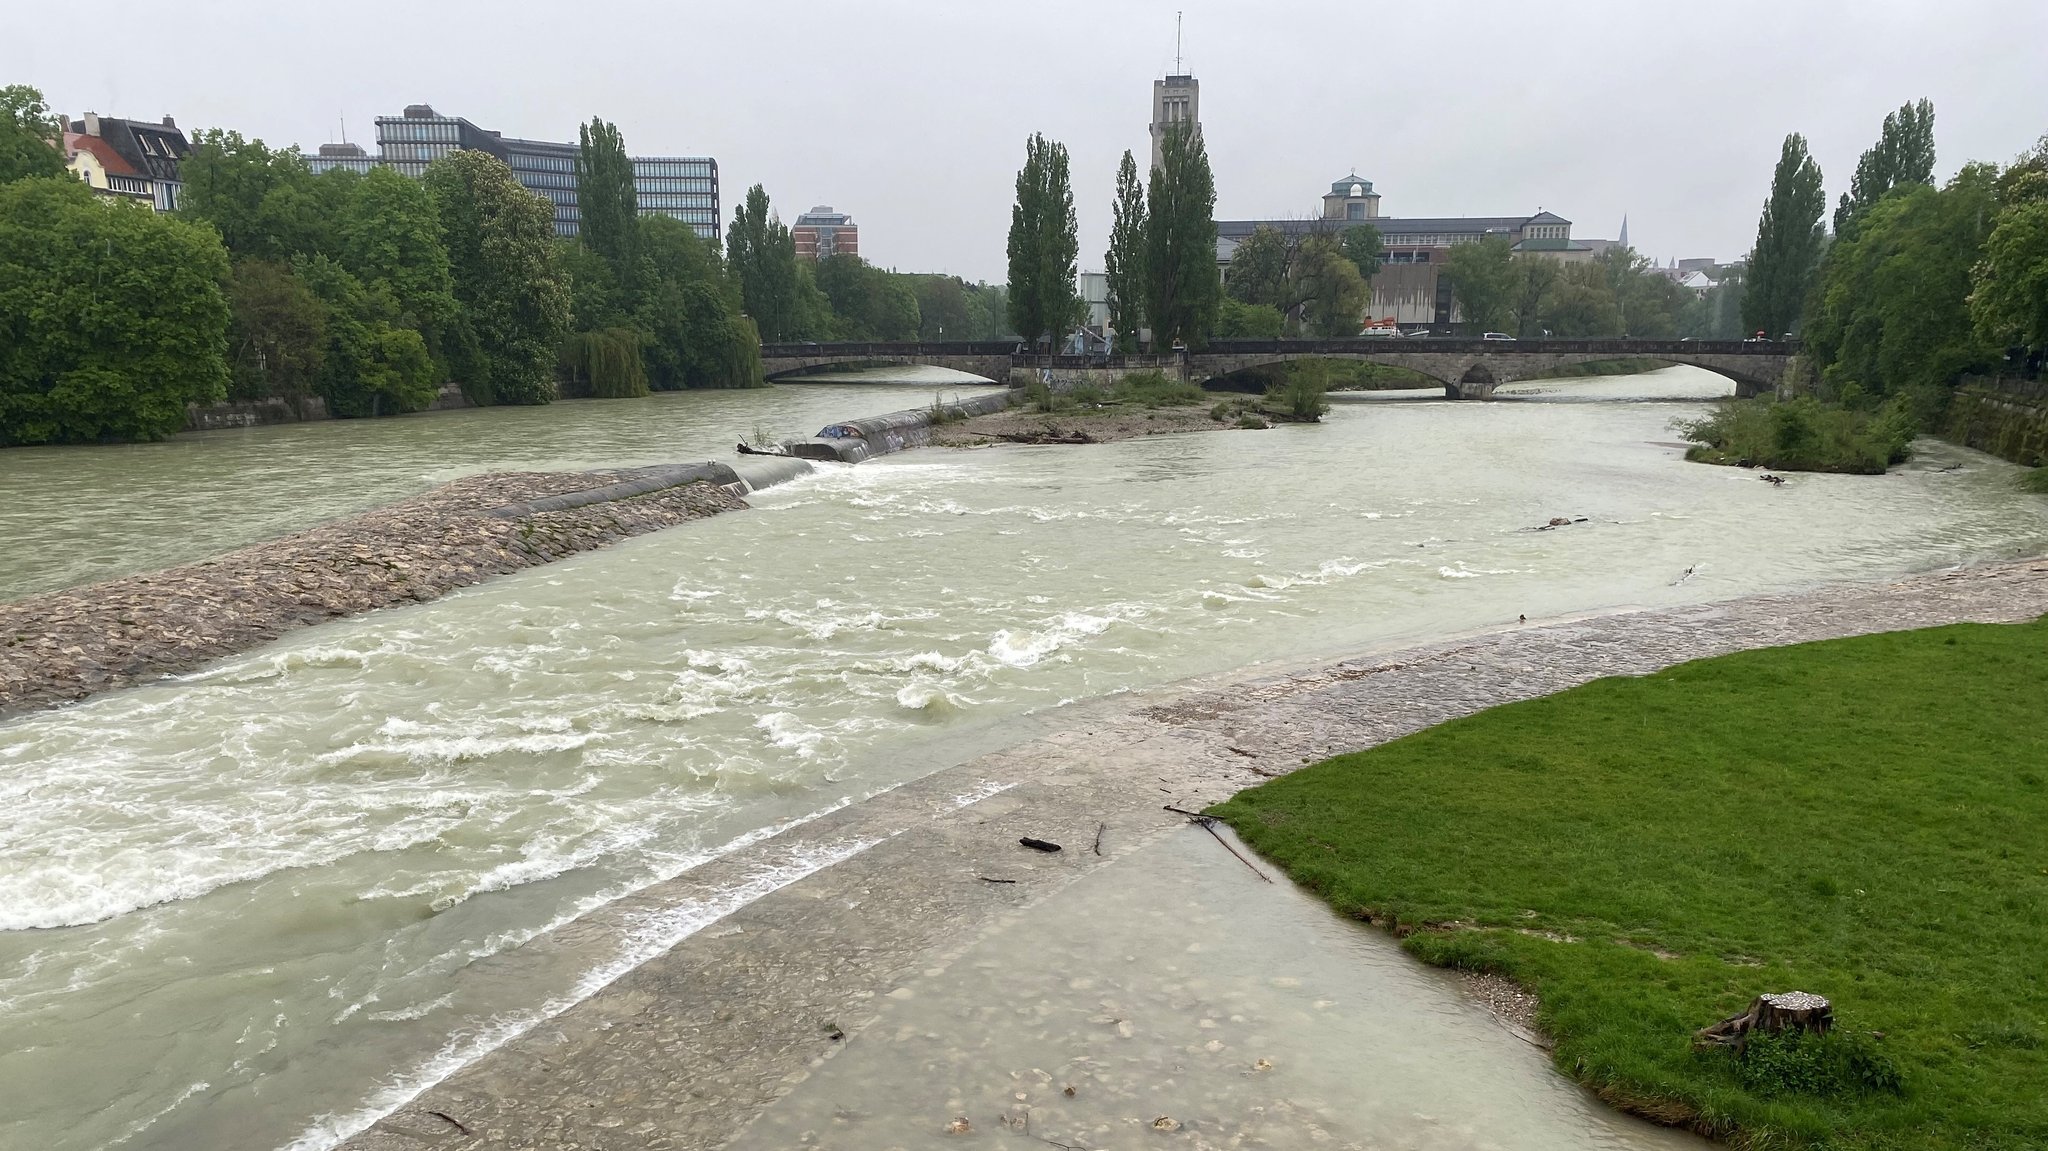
[
  {"left": 1694, "top": 991, "right": 1833, "bottom": 1051},
  {"left": 1162, "top": 805, "right": 1272, "bottom": 883},
  {"left": 1092, "top": 822, "right": 1106, "bottom": 856}
]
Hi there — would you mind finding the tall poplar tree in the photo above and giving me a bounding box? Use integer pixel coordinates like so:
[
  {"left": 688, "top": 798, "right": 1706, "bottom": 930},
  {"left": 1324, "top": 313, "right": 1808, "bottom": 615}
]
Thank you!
[
  {"left": 726, "top": 184, "right": 804, "bottom": 342},
  {"left": 1104, "top": 150, "right": 1148, "bottom": 347},
  {"left": 1005, "top": 133, "right": 1081, "bottom": 347},
  {"left": 1834, "top": 99, "right": 1936, "bottom": 237},
  {"left": 576, "top": 118, "right": 639, "bottom": 286},
  {"left": 1144, "top": 122, "right": 1220, "bottom": 349},
  {"left": 1743, "top": 133, "right": 1827, "bottom": 339}
]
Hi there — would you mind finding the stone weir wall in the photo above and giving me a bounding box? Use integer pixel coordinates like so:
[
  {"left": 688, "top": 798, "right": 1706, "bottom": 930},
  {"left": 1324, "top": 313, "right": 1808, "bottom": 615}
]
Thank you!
[
  {"left": 1946, "top": 375, "right": 2048, "bottom": 468},
  {"left": 783, "top": 389, "right": 1017, "bottom": 463},
  {"left": 0, "top": 466, "right": 764, "bottom": 719}
]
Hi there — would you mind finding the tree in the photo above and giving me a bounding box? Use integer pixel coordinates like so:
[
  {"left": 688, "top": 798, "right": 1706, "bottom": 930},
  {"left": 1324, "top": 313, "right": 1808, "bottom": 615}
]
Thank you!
[
  {"left": 1342, "top": 224, "right": 1385, "bottom": 282},
  {"left": 224, "top": 260, "right": 326, "bottom": 406},
  {"left": 726, "top": 184, "right": 807, "bottom": 341},
  {"left": 576, "top": 118, "right": 640, "bottom": 287},
  {"left": 1006, "top": 132, "right": 1082, "bottom": 346},
  {"left": 0, "top": 84, "right": 64, "bottom": 184},
  {"left": 1595, "top": 246, "right": 1685, "bottom": 337},
  {"left": 1970, "top": 152, "right": 2048, "bottom": 357},
  {"left": 1213, "top": 297, "right": 1285, "bottom": 338},
  {"left": 177, "top": 130, "right": 332, "bottom": 260},
  {"left": 1679, "top": 267, "right": 1747, "bottom": 340},
  {"left": 426, "top": 149, "right": 569, "bottom": 405},
  {"left": 1291, "top": 234, "right": 1369, "bottom": 337},
  {"left": 295, "top": 255, "right": 441, "bottom": 417},
  {"left": 1536, "top": 261, "right": 1622, "bottom": 337},
  {"left": 636, "top": 214, "right": 759, "bottom": 390},
  {"left": 1444, "top": 235, "right": 1518, "bottom": 332},
  {"left": 1806, "top": 167, "right": 1998, "bottom": 413},
  {"left": 1226, "top": 226, "right": 1291, "bottom": 310},
  {"left": 1104, "top": 149, "right": 1149, "bottom": 346},
  {"left": 1835, "top": 99, "right": 1937, "bottom": 237},
  {"left": 0, "top": 177, "right": 231, "bottom": 444},
  {"left": 1144, "top": 122, "right": 1220, "bottom": 348},
  {"left": 339, "top": 165, "right": 456, "bottom": 362},
  {"left": 1510, "top": 256, "right": 1561, "bottom": 338},
  {"left": 1744, "top": 133, "right": 1827, "bottom": 339}
]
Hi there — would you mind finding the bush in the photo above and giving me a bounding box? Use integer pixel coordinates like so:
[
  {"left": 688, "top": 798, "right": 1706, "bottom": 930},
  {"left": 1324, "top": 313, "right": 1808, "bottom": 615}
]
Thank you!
[
  {"left": 2023, "top": 467, "right": 2048, "bottom": 494},
  {"left": 1266, "top": 364, "right": 1331, "bottom": 422},
  {"left": 1237, "top": 411, "right": 1269, "bottom": 429},
  {"left": 1113, "top": 369, "right": 1206, "bottom": 408},
  {"left": 1677, "top": 395, "right": 1914, "bottom": 474},
  {"left": 1733, "top": 1030, "right": 1904, "bottom": 1099}
]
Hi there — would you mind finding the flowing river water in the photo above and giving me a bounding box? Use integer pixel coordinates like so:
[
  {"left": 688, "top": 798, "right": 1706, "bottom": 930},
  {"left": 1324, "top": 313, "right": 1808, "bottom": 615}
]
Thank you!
[{"left": 3, "top": 366, "right": 2047, "bottom": 1149}]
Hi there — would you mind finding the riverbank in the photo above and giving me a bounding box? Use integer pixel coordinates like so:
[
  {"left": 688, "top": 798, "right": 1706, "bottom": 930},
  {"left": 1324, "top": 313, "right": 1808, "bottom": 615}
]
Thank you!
[
  {"left": 1214, "top": 617, "right": 2048, "bottom": 1148},
  {"left": 0, "top": 469, "right": 745, "bottom": 718},
  {"left": 336, "top": 555, "right": 2048, "bottom": 1151}
]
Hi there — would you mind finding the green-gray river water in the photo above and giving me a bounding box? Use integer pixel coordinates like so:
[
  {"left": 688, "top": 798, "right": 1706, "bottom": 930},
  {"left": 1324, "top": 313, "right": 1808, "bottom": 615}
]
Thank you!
[{"left": 3, "top": 367, "right": 2045, "bottom": 1149}]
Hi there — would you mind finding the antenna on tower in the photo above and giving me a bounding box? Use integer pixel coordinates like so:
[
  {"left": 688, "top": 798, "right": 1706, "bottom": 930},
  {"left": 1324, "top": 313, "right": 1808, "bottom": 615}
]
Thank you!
[{"left": 1175, "top": 11, "right": 1183, "bottom": 73}]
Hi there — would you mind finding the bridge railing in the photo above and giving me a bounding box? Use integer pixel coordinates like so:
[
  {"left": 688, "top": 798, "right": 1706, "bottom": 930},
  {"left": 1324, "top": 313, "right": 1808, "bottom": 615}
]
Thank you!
[
  {"left": 760, "top": 338, "right": 1800, "bottom": 360},
  {"left": 1200, "top": 338, "right": 1799, "bottom": 356},
  {"left": 759, "top": 341, "right": 1021, "bottom": 359}
]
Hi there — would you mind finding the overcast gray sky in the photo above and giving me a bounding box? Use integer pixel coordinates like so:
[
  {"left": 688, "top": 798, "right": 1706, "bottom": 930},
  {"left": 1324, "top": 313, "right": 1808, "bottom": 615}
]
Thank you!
[{"left": 10, "top": 0, "right": 2045, "bottom": 282}]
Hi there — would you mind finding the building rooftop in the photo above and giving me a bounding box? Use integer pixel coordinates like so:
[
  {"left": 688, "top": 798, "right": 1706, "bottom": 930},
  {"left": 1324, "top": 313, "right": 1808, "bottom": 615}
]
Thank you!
[
  {"left": 1510, "top": 237, "right": 1592, "bottom": 252},
  {"left": 1217, "top": 215, "right": 1559, "bottom": 238},
  {"left": 1329, "top": 173, "right": 1376, "bottom": 194},
  {"left": 65, "top": 132, "right": 138, "bottom": 176}
]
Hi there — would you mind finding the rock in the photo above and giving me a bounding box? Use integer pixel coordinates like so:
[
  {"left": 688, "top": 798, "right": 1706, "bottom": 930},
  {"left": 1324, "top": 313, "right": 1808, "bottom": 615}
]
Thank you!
[
  {"left": 1151, "top": 1116, "right": 1181, "bottom": 1131},
  {"left": 943, "top": 1117, "right": 972, "bottom": 1135}
]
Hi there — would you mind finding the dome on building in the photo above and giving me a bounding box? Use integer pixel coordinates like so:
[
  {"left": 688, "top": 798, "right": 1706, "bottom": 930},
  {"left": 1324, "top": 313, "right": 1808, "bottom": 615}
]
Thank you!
[{"left": 1329, "top": 173, "right": 1375, "bottom": 195}]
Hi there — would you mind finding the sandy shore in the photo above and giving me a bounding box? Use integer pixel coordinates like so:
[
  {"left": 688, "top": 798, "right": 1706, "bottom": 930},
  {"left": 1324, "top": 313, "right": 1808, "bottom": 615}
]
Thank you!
[
  {"left": 926, "top": 402, "right": 1236, "bottom": 447},
  {"left": 0, "top": 470, "right": 743, "bottom": 718},
  {"left": 339, "top": 556, "right": 2048, "bottom": 1151}
]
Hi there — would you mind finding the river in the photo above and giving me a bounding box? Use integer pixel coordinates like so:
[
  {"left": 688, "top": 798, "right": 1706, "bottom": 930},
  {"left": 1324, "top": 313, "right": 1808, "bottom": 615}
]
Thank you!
[
  {"left": 0, "top": 374, "right": 997, "bottom": 601},
  {"left": 2, "top": 366, "right": 2045, "bottom": 1150}
]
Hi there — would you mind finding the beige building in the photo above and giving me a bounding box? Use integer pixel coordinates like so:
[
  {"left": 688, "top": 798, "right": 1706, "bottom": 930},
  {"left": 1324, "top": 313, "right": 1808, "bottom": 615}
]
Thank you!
[
  {"left": 1219, "top": 175, "right": 1594, "bottom": 328},
  {"left": 1149, "top": 73, "right": 1199, "bottom": 173}
]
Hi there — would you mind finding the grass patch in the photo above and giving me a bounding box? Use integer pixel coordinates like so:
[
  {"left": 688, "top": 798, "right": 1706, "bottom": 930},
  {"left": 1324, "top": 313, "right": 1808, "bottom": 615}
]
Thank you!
[
  {"left": 1677, "top": 396, "right": 1914, "bottom": 474},
  {"left": 1209, "top": 619, "right": 2048, "bottom": 1149},
  {"left": 1112, "top": 369, "right": 1207, "bottom": 408},
  {"left": 2022, "top": 467, "right": 2048, "bottom": 494}
]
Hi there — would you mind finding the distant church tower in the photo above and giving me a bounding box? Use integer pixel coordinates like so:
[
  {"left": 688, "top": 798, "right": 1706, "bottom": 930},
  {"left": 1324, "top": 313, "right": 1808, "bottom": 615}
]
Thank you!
[
  {"left": 1619, "top": 214, "right": 1631, "bottom": 252},
  {"left": 1149, "top": 17, "right": 1200, "bottom": 173}
]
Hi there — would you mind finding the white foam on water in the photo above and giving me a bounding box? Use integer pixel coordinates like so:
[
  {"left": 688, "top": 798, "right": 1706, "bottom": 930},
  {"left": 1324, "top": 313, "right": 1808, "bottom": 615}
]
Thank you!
[{"left": 282, "top": 833, "right": 887, "bottom": 1151}]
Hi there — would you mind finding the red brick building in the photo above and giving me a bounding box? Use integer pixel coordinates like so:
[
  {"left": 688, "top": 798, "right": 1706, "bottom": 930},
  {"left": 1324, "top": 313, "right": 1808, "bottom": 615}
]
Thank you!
[{"left": 792, "top": 206, "right": 857, "bottom": 261}]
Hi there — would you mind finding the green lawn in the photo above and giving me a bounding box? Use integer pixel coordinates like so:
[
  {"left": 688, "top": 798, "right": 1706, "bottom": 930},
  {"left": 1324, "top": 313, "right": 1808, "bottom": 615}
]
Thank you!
[{"left": 1210, "top": 619, "right": 2048, "bottom": 1149}]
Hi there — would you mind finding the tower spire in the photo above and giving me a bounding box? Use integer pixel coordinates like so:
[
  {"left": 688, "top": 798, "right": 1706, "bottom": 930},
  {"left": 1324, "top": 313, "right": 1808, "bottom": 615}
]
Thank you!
[{"left": 1175, "top": 11, "right": 1183, "bottom": 73}]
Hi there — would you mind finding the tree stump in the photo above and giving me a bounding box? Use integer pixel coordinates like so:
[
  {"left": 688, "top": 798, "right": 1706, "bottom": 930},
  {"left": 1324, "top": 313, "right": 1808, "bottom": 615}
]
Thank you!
[{"left": 1694, "top": 991, "right": 1833, "bottom": 1051}]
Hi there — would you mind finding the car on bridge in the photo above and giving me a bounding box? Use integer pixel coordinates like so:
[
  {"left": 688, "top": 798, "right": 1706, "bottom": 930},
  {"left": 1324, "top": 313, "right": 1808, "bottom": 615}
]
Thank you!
[{"left": 1482, "top": 332, "right": 1516, "bottom": 342}]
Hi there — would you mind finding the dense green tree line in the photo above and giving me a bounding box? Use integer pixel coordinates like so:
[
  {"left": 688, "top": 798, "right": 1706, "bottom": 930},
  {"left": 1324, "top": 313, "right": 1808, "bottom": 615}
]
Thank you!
[
  {"left": 1687, "top": 101, "right": 2048, "bottom": 472},
  {"left": 1442, "top": 236, "right": 1693, "bottom": 339}
]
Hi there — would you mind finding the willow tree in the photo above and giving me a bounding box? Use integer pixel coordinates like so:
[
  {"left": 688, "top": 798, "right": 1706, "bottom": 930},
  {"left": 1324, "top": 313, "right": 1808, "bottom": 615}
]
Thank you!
[
  {"left": 1144, "top": 122, "right": 1220, "bottom": 348},
  {"left": 1005, "top": 133, "right": 1081, "bottom": 347},
  {"left": 1104, "top": 150, "right": 1148, "bottom": 347}
]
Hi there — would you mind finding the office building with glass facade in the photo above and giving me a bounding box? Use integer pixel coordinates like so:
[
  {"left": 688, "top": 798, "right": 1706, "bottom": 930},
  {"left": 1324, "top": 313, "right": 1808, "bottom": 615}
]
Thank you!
[{"left": 305, "top": 105, "right": 719, "bottom": 240}]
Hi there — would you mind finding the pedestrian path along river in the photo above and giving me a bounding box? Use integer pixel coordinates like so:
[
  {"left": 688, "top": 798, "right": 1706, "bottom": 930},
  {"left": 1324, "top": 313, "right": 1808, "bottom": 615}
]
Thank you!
[{"left": 2, "top": 367, "right": 2045, "bottom": 1150}]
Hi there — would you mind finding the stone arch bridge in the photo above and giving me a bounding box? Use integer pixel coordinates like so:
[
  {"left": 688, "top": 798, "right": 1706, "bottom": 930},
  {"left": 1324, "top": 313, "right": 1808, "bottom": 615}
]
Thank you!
[{"left": 758, "top": 339, "right": 1798, "bottom": 399}]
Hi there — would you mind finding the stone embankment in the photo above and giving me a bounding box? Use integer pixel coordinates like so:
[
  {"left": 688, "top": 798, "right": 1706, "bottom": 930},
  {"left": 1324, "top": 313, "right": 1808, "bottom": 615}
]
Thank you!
[
  {"left": 0, "top": 468, "right": 744, "bottom": 718},
  {"left": 1946, "top": 375, "right": 2048, "bottom": 468}
]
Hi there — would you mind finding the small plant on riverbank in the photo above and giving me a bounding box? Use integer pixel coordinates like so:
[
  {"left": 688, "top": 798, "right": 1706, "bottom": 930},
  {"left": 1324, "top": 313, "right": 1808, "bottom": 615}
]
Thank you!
[
  {"left": 1266, "top": 362, "right": 1331, "bottom": 422},
  {"left": 926, "top": 392, "right": 971, "bottom": 425},
  {"left": 1113, "top": 370, "right": 1207, "bottom": 408},
  {"left": 1211, "top": 618, "right": 2048, "bottom": 1150},
  {"left": 2023, "top": 467, "right": 2048, "bottom": 494},
  {"left": 1677, "top": 395, "right": 1913, "bottom": 474}
]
